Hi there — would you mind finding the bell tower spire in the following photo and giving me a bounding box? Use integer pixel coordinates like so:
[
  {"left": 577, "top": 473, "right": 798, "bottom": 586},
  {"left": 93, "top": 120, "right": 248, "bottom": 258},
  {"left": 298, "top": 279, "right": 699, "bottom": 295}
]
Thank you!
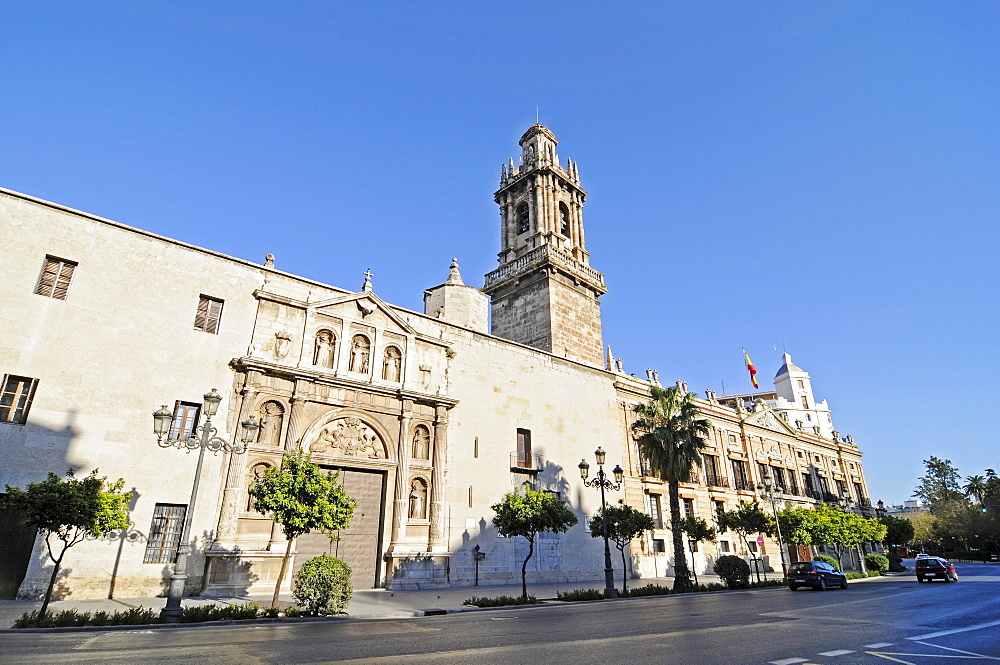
[{"left": 483, "top": 125, "right": 607, "bottom": 367}]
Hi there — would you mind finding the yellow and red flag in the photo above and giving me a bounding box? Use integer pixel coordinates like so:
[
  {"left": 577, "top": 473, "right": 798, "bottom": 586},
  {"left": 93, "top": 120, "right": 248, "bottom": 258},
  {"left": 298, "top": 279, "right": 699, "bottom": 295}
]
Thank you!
[{"left": 744, "top": 350, "right": 758, "bottom": 389}]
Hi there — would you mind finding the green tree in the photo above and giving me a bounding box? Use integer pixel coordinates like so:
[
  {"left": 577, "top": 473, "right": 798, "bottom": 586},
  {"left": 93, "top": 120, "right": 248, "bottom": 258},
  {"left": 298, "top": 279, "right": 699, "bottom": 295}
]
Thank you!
[
  {"left": 880, "top": 514, "right": 915, "bottom": 553},
  {"left": 631, "top": 386, "right": 710, "bottom": 592},
  {"left": 779, "top": 504, "right": 842, "bottom": 564},
  {"left": 964, "top": 475, "right": 988, "bottom": 504},
  {"left": 905, "top": 511, "right": 936, "bottom": 552},
  {"left": 717, "top": 502, "right": 775, "bottom": 579},
  {"left": 492, "top": 489, "right": 578, "bottom": 600},
  {"left": 588, "top": 504, "right": 655, "bottom": 593},
  {"left": 1, "top": 470, "right": 131, "bottom": 625},
  {"left": 913, "top": 457, "right": 965, "bottom": 514},
  {"left": 249, "top": 449, "right": 357, "bottom": 608}
]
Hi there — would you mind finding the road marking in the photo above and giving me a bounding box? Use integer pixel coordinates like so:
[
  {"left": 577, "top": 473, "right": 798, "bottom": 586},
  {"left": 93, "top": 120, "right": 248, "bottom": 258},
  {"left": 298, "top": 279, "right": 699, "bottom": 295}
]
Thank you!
[
  {"left": 866, "top": 653, "right": 916, "bottom": 664},
  {"left": 907, "top": 618, "right": 1000, "bottom": 640},
  {"left": 73, "top": 635, "right": 103, "bottom": 651},
  {"left": 866, "top": 643, "right": 894, "bottom": 648},
  {"left": 819, "top": 650, "right": 855, "bottom": 656},
  {"left": 770, "top": 659, "right": 809, "bottom": 665},
  {"left": 912, "top": 641, "right": 1000, "bottom": 661}
]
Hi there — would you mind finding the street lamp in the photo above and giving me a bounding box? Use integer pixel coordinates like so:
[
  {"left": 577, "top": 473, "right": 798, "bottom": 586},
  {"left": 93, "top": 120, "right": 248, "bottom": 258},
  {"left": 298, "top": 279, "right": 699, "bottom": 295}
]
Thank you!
[
  {"left": 579, "top": 447, "right": 624, "bottom": 598},
  {"left": 756, "top": 472, "right": 789, "bottom": 579},
  {"left": 152, "top": 389, "right": 259, "bottom": 622}
]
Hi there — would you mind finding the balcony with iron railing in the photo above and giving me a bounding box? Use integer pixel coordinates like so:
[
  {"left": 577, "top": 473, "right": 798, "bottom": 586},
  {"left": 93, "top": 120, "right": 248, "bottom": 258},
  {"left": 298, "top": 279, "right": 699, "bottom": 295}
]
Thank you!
[
  {"left": 733, "top": 478, "right": 754, "bottom": 492},
  {"left": 705, "top": 475, "right": 730, "bottom": 489},
  {"left": 510, "top": 452, "right": 543, "bottom": 473}
]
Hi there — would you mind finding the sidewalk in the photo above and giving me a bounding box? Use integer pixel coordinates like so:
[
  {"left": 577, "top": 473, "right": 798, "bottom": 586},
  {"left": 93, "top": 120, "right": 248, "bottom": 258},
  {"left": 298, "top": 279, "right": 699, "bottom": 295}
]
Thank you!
[{"left": 0, "top": 574, "right": 729, "bottom": 628}]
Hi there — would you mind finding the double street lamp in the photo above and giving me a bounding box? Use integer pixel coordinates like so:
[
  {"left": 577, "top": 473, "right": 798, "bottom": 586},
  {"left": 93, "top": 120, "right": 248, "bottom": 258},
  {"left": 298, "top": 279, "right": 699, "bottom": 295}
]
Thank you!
[
  {"left": 579, "top": 447, "right": 624, "bottom": 598},
  {"left": 152, "top": 389, "right": 259, "bottom": 622},
  {"left": 756, "top": 472, "right": 789, "bottom": 578}
]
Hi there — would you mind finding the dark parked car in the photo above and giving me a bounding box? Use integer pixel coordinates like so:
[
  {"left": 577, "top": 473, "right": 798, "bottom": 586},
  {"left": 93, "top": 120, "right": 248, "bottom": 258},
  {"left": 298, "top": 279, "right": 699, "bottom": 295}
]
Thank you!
[
  {"left": 787, "top": 561, "right": 848, "bottom": 591},
  {"left": 915, "top": 557, "right": 958, "bottom": 582}
]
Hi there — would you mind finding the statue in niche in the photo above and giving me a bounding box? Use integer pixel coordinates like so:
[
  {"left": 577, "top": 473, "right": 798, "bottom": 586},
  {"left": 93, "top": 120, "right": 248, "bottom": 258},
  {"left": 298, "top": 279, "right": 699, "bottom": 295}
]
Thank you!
[
  {"left": 383, "top": 346, "right": 402, "bottom": 382},
  {"left": 408, "top": 478, "right": 427, "bottom": 520},
  {"left": 247, "top": 462, "right": 272, "bottom": 511},
  {"left": 313, "top": 330, "right": 336, "bottom": 368},
  {"left": 257, "top": 402, "right": 284, "bottom": 447},
  {"left": 349, "top": 335, "right": 370, "bottom": 373},
  {"left": 412, "top": 426, "right": 430, "bottom": 460},
  {"left": 309, "top": 417, "right": 385, "bottom": 459}
]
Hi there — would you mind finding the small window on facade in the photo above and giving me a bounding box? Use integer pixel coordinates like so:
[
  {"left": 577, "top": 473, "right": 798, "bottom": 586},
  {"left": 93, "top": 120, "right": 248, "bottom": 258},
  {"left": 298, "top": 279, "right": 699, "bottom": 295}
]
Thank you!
[
  {"left": 747, "top": 541, "right": 758, "bottom": 554},
  {"left": 652, "top": 538, "right": 666, "bottom": 554},
  {"left": 516, "top": 203, "right": 530, "bottom": 234},
  {"left": 797, "top": 451, "right": 803, "bottom": 458},
  {"left": 728, "top": 433, "right": 737, "bottom": 444},
  {"left": 797, "top": 380, "right": 804, "bottom": 389},
  {"left": 34, "top": 256, "right": 77, "bottom": 300},
  {"left": 801, "top": 395, "right": 809, "bottom": 409},
  {"left": 516, "top": 428, "right": 532, "bottom": 468},
  {"left": 0, "top": 375, "right": 38, "bottom": 424},
  {"left": 719, "top": 540, "right": 731, "bottom": 553},
  {"left": 169, "top": 401, "right": 200, "bottom": 440},
  {"left": 194, "top": 295, "right": 224, "bottom": 334},
  {"left": 144, "top": 503, "right": 187, "bottom": 563},
  {"left": 682, "top": 498, "right": 695, "bottom": 518},
  {"left": 714, "top": 500, "right": 725, "bottom": 516},
  {"left": 649, "top": 494, "right": 663, "bottom": 528},
  {"left": 558, "top": 202, "right": 570, "bottom": 236}
]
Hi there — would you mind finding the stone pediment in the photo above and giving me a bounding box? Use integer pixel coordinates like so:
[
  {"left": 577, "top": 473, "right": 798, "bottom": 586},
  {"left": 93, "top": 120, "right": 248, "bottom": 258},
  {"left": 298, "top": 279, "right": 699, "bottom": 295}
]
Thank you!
[
  {"left": 745, "top": 407, "right": 798, "bottom": 436},
  {"left": 310, "top": 292, "right": 416, "bottom": 336}
]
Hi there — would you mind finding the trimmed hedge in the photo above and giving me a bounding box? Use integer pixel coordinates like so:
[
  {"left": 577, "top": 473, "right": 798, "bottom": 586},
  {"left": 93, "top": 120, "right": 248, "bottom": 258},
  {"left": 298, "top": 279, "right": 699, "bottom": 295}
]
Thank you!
[
  {"left": 865, "top": 554, "right": 889, "bottom": 574},
  {"left": 713, "top": 555, "right": 751, "bottom": 589}
]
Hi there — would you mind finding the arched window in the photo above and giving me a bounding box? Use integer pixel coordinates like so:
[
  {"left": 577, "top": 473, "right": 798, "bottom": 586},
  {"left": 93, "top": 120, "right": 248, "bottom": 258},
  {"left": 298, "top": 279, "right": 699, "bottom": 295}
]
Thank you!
[
  {"left": 313, "top": 330, "right": 336, "bottom": 368},
  {"left": 559, "top": 202, "right": 570, "bottom": 236},
  {"left": 516, "top": 203, "right": 530, "bottom": 234},
  {"left": 256, "top": 401, "right": 285, "bottom": 447},
  {"left": 382, "top": 346, "right": 402, "bottom": 382},
  {"left": 412, "top": 425, "right": 430, "bottom": 460},
  {"left": 349, "top": 334, "right": 370, "bottom": 373},
  {"left": 408, "top": 477, "right": 428, "bottom": 520},
  {"left": 247, "top": 461, "right": 273, "bottom": 511}
]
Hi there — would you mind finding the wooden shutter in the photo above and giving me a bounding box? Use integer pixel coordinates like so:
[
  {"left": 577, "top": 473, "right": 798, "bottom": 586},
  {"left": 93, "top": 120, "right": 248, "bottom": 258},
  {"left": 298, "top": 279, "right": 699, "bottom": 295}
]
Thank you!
[
  {"left": 34, "top": 257, "right": 76, "bottom": 300},
  {"left": 194, "top": 296, "right": 223, "bottom": 333}
]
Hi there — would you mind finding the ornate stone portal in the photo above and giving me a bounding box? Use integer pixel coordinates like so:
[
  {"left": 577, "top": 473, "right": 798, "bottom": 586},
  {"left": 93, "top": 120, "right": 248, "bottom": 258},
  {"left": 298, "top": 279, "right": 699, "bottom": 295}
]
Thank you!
[{"left": 308, "top": 417, "right": 386, "bottom": 459}]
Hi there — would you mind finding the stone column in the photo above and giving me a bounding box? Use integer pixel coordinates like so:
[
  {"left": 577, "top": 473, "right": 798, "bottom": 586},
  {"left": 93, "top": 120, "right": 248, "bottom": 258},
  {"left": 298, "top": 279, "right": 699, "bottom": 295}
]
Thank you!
[
  {"left": 389, "top": 400, "right": 413, "bottom": 549},
  {"left": 428, "top": 405, "right": 449, "bottom": 552},
  {"left": 213, "top": 373, "right": 259, "bottom": 549}
]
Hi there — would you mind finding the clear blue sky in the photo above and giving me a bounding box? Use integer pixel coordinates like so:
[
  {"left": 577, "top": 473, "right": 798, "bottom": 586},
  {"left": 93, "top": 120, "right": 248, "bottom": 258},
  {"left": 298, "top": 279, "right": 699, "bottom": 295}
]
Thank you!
[{"left": 3, "top": 2, "right": 998, "bottom": 503}]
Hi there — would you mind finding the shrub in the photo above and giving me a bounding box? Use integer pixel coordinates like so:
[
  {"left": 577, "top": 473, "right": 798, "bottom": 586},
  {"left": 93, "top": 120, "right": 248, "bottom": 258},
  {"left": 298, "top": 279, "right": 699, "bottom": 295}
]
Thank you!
[
  {"left": 113, "top": 607, "right": 157, "bottom": 625},
  {"left": 695, "top": 582, "right": 729, "bottom": 592},
  {"left": 462, "top": 595, "right": 538, "bottom": 607},
  {"left": 556, "top": 588, "right": 604, "bottom": 601},
  {"left": 749, "top": 579, "right": 786, "bottom": 589},
  {"left": 865, "top": 554, "right": 889, "bottom": 574},
  {"left": 50, "top": 609, "right": 90, "bottom": 627},
  {"left": 293, "top": 555, "right": 353, "bottom": 616},
  {"left": 181, "top": 604, "right": 218, "bottom": 623},
  {"left": 621, "top": 584, "right": 673, "bottom": 597},
  {"left": 814, "top": 554, "right": 840, "bottom": 570},
  {"left": 845, "top": 572, "right": 866, "bottom": 580},
  {"left": 713, "top": 555, "right": 751, "bottom": 589}
]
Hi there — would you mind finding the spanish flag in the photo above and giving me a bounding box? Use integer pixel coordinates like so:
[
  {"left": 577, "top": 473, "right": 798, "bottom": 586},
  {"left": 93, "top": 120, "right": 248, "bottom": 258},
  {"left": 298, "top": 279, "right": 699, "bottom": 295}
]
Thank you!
[{"left": 744, "top": 350, "right": 758, "bottom": 389}]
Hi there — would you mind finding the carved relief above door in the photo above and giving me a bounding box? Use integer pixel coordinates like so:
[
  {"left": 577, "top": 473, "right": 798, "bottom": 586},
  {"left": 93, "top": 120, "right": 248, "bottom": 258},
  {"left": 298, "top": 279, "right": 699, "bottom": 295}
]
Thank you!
[{"left": 307, "top": 416, "right": 388, "bottom": 460}]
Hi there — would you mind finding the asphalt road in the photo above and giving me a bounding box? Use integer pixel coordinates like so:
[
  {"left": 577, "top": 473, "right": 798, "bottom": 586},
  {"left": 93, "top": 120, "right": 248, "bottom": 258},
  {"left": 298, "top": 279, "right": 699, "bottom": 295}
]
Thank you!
[{"left": 2, "top": 563, "right": 998, "bottom": 665}]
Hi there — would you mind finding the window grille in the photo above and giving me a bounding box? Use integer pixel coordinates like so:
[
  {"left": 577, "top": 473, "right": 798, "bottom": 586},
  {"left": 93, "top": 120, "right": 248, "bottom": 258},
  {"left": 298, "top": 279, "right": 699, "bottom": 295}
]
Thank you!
[
  {"left": 0, "top": 375, "right": 38, "bottom": 424},
  {"left": 144, "top": 504, "right": 186, "bottom": 563},
  {"left": 34, "top": 256, "right": 77, "bottom": 300},
  {"left": 193, "top": 295, "right": 223, "bottom": 334}
]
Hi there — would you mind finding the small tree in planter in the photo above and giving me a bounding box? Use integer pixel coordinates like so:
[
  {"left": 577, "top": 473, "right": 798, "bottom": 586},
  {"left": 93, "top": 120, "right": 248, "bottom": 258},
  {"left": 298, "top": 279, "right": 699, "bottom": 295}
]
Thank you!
[
  {"left": 713, "top": 555, "right": 751, "bottom": 589},
  {"left": 588, "top": 504, "right": 655, "bottom": 594},
  {"left": 249, "top": 449, "right": 357, "bottom": 608},
  {"left": 1, "top": 470, "right": 131, "bottom": 625},
  {"left": 492, "top": 490, "right": 578, "bottom": 601},
  {"left": 293, "top": 555, "right": 352, "bottom": 615},
  {"left": 716, "top": 502, "right": 776, "bottom": 580}
]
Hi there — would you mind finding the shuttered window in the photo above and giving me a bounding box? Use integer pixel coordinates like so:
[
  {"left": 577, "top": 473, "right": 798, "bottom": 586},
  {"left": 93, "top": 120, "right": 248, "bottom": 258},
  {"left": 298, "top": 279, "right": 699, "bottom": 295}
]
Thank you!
[
  {"left": 144, "top": 504, "right": 187, "bottom": 564},
  {"left": 169, "top": 401, "right": 200, "bottom": 440},
  {"left": 193, "top": 295, "right": 223, "bottom": 334},
  {"left": 34, "top": 256, "right": 77, "bottom": 300},
  {"left": 0, "top": 375, "right": 38, "bottom": 424}
]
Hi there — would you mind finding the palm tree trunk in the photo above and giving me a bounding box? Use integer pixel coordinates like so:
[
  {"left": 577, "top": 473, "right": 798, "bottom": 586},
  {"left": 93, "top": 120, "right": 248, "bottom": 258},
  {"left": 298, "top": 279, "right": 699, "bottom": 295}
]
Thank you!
[
  {"left": 668, "top": 481, "right": 692, "bottom": 592},
  {"left": 521, "top": 536, "right": 535, "bottom": 601},
  {"left": 272, "top": 537, "right": 293, "bottom": 608}
]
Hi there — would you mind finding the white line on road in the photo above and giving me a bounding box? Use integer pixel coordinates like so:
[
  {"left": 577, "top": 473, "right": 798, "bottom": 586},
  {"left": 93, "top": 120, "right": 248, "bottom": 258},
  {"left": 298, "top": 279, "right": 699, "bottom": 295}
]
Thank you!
[
  {"left": 865, "top": 643, "right": 894, "bottom": 648},
  {"left": 819, "top": 650, "right": 855, "bottom": 656},
  {"left": 907, "top": 618, "right": 1000, "bottom": 641},
  {"left": 769, "top": 659, "right": 809, "bottom": 665}
]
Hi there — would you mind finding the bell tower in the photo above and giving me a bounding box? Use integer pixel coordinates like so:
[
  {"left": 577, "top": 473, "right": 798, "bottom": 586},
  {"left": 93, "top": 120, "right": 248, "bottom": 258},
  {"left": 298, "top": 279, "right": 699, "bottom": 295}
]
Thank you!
[{"left": 483, "top": 125, "right": 607, "bottom": 367}]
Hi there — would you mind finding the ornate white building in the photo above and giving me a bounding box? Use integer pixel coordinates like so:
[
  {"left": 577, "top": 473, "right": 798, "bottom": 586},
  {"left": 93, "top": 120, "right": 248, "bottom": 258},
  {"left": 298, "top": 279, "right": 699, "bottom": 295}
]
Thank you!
[{"left": 0, "top": 125, "right": 874, "bottom": 600}]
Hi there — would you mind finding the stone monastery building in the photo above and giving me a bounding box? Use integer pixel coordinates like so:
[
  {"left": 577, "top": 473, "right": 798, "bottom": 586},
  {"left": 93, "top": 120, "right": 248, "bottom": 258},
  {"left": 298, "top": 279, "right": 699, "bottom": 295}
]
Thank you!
[{"left": 0, "top": 125, "right": 874, "bottom": 600}]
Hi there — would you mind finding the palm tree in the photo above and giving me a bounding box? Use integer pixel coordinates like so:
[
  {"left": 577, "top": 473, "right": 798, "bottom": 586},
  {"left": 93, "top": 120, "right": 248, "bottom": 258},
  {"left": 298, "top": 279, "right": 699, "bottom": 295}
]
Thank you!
[
  {"left": 964, "top": 475, "right": 987, "bottom": 504},
  {"left": 631, "top": 385, "right": 710, "bottom": 592}
]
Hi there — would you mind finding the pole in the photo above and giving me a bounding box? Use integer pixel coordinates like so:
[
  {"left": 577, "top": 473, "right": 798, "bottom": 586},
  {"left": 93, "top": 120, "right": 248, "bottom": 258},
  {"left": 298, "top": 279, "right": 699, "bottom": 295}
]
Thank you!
[
  {"left": 599, "top": 467, "right": 617, "bottom": 598},
  {"left": 160, "top": 418, "right": 211, "bottom": 622}
]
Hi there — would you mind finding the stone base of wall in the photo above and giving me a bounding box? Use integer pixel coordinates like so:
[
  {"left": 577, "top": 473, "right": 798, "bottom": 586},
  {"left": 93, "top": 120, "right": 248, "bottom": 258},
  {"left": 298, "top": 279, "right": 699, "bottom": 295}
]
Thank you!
[
  {"left": 385, "top": 553, "right": 450, "bottom": 590},
  {"left": 202, "top": 551, "right": 292, "bottom": 597}
]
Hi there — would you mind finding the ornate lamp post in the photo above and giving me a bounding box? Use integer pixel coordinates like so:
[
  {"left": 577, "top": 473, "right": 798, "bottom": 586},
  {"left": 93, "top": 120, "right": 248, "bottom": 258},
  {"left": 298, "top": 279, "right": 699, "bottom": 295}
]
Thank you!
[
  {"left": 756, "top": 471, "right": 789, "bottom": 578},
  {"left": 579, "top": 447, "right": 623, "bottom": 598},
  {"left": 876, "top": 500, "right": 890, "bottom": 557},
  {"left": 152, "top": 389, "right": 259, "bottom": 622}
]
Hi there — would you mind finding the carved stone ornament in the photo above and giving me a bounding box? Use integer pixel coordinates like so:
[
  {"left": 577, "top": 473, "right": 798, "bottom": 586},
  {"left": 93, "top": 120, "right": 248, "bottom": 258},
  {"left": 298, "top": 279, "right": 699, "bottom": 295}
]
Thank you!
[
  {"left": 274, "top": 331, "right": 293, "bottom": 359},
  {"left": 753, "top": 411, "right": 786, "bottom": 433},
  {"left": 308, "top": 417, "right": 386, "bottom": 459}
]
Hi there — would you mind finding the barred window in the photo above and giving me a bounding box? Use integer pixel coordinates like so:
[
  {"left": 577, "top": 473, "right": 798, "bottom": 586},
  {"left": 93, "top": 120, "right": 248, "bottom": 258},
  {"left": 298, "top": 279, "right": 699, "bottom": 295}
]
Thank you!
[
  {"left": 169, "top": 401, "right": 200, "bottom": 440},
  {"left": 34, "top": 256, "right": 77, "bottom": 300},
  {"left": 0, "top": 375, "right": 38, "bottom": 424},
  {"left": 144, "top": 503, "right": 186, "bottom": 564},
  {"left": 193, "top": 295, "right": 223, "bottom": 334}
]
